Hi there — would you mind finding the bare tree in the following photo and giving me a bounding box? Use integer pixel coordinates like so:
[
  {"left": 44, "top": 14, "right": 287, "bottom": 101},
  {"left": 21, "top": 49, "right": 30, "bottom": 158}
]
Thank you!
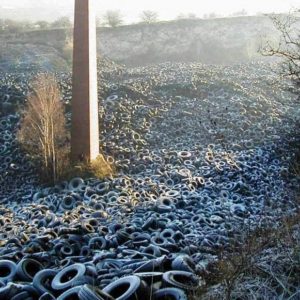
[
  {"left": 103, "top": 10, "right": 123, "bottom": 28},
  {"left": 18, "top": 74, "right": 69, "bottom": 183},
  {"left": 96, "top": 16, "right": 105, "bottom": 27},
  {"left": 260, "top": 11, "right": 300, "bottom": 90},
  {"left": 177, "top": 13, "right": 197, "bottom": 20},
  {"left": 231, "top": 9, "right": 248, "bottom": 17},
  {"left": 140, "top": 10, "right": 159, "bottom": 24},
  {"left": 36, "top": 21, "right": 50, "bottom": 30},
  {"left": 51, "top": 16, "right": 72, "bottom": 29}
]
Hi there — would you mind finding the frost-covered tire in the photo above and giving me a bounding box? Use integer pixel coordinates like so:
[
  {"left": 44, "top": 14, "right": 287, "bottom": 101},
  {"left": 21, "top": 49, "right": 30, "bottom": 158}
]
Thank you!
[
  {"left": 33, "top": 269, "right": 58, "bottom": 295},
  {"left": 135, "top": 272, "right": 163, "bottom": 285},
  {"left": 52, "top": 263, "right": 86, "bottom": 290},
  {"left": 11, "top": 291, "right": 31, "bottom": 300},
  {"left": 39, "top": 293, "right": 57, "bottom": 300},
  {"left": 0, "top": 260, "right": 17, "bottom": 283},
  {"left": 171, "top": 255, "right": 195, "bottom": 273},
  {"left": 162, "top": 271, "right": 199, "bottom": 291},
  {"left": 57, "top": 286, "right": 82, "bottom": 300},
  {"left": 79, "top": 284, "right": 115, "bottom": 300},
  {"left": 16, "top": 258, "right": 44, "bottom": 282},
  {"left": 103, "top": 275, "right": 148, "bottom": 300},
  {"left": 152, "top": 287, "right": 188, "bottom": 300}
]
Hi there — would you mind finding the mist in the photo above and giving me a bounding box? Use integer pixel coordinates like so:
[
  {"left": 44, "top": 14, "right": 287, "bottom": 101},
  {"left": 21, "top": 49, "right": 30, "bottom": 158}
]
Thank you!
[{"left": 0, "top": 0, "right": 298, "bottom": 23}]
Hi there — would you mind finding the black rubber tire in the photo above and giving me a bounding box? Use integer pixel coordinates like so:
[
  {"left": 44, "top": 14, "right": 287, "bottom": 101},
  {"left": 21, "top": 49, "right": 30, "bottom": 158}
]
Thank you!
[
  {"left": 61, "top": 195, "right": 75, "bottom": 210},
  {"left": 78, "top": 284, "right": 115, "bottom": 300},
  {"left": 0, "top": 283, "right": 20, "bottom": 298},
  {"left": 135, "top": 272, "right": 163, "bottom": 285},
  {"left": 89, "top": 237, "right": 108, "bottom": 251},
  {"left": 0, "top": 260, "right": 17, "bottom": 282},
  {"left": 52, "top": 263, "right": 86, "bottom": 290},
  {"left": 103, "top": 275, "right": 148, "bottom": 300},
  {"left": 162, "top": 271, "right": 199, "bottom": 291},
  {"left": 72, "top": 275, "right": 97, "bottom": 286},
  {"left": 171, "top": 255, "right": 195, "bottom": 273},
  {"left": 39, "top": 293, "right": 57, "bottom": 300},
  {"left": 140, "top": 245, "right": 161, "bottom": 257},
  {"left": 16, "top": 258, "right": 44, "bottom": 282},
  {"left": 57, "top": 286, "right": 82, "bottom": 300},
  {"left": 11, "top": 291, "right": 31, "bottom": 300},
  {"left": 152, "top": 288, "right": 188, "bottom": 300},
  {"left": 33, "top": 269, "right": 58, "bottom": 295}
]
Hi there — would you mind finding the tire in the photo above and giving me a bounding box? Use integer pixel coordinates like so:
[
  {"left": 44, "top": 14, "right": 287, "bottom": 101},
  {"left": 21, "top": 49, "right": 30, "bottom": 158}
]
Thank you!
[
  {"left": 152, "top": 288, "right": 188, "bottom": 300},
  {"left": 61, "top": 195, "right": 75, "bottom": 210},
  {"left": 103, "top": 275, "right": 148, "bottom": 300},
  {"left": 33, "top": 269, "right": 58, "bottom": 295},
  {"left": 57, "top": 286, "right": 82, "bottom": 300},
  {"left": 39, "top": 293, "right": 56, "bottom": 300},
  {"left": 68, "top": 177, "right": 85, "bottom": 191},
  {"left": 140, "top": 245, "right": 161, "bottom": 257},
  {"left": 16, "top": 258, "right": 44, "bottom": 282},
  {"left": 0, "top": 260, "right": 17, "bottom": 283},
  {"left": 51, "top": 263, "right": 86, "bottom": 291},
  {"left": 11, "top": 291, "right": 31, "bottom": 300},
  {"left": 135, "top": 272, "right": 163, "bottom": 285},
  {"left": 162, "top": 271, "right": 199, "bottom": 291},
  {"left": 171, "top": 256, "right": 195, "bottom": 273},
  {"left": 79, "top": 284, "right": 115, "bottom": 300},
  {"left": 89, "top": 237, "right": 108, "bottom": 251}
]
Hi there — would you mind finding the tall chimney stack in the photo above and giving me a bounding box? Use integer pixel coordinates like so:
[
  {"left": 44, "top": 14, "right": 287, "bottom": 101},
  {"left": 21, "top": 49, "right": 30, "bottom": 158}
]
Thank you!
[{"left": 71, "top": 0, "right": 99, "bottom": 162}]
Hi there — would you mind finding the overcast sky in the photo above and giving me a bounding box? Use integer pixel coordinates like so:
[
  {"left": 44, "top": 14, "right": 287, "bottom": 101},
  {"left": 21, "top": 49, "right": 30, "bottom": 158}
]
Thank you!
[
  {"left": 98, "top": 0, "right": 300, "bottom": 22},
  {"left": 0, "top": 0, "right": 299, "bottom": 22}
]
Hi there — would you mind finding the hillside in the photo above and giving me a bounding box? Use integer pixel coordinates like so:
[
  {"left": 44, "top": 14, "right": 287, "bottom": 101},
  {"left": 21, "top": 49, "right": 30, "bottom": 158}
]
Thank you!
[{"left": 0, "top": 16, "right": 284, "bottom": 71}]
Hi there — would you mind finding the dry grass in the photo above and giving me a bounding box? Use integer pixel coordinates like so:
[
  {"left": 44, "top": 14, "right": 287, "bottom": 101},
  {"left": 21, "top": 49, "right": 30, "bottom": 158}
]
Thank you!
[
  {"left": 194, "top": 212, "right": 300, "bottom": 300},
  {"left": 63, "top": 154, "right": 116, "bottom": 181}
]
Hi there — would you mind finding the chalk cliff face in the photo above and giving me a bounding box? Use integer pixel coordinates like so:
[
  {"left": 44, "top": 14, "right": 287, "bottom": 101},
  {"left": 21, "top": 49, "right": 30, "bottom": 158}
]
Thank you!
[{"left": 0, "top": 16, "right": 283, "bottom": 71}]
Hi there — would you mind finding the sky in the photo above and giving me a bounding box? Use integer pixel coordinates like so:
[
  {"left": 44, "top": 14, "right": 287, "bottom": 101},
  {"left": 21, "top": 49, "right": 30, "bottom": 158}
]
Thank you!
[
  {"left": 0, "top": 0, "right": 299, "bottom": 22},
  {"left": 97, "top": 0, "right": 300, "bottom": 22}
]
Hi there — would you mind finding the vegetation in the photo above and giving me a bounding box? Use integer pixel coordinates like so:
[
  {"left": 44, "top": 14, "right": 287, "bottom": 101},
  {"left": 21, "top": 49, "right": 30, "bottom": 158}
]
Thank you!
[
  {"left": 194, "top": 211, "right": 300, "bottom": 299},
  {"left": 140, "top": 11, "right": 159, "bottom": 24},
  {"left": 190, "top": 10, "right": 300, "bottom": 300},
  {"left": 17, "top": 74, "right": 115, "bottom": 184},
  {"left": 102, "top": 10, "right": 124, "bottom": 28},
  {"left": 64, "top": 155, "right": 115, "bottom": 181},
  {"left": 260, "top": 10, "right": 300, "bottom": 95},
  {"left": 50, "top": 16, "right": 72, "bottom": 29},
  {"left": 17, "top": 74, "right": 69, "bottom": 184},
  {"left": 0, "top": 16, "right": 72, "bottom": 33},
  {"left": 176, "top": 13, "right": 198, "bottom": 20}
]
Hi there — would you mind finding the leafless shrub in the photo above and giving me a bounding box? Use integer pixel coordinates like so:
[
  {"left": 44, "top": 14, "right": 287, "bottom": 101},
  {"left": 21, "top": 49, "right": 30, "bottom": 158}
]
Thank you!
[
  {"left": 17, "top": 74, "right": 69, "bottom": 184},
  {"left": 103, "top": 10, "right": 123, "bottom": 28},
  {"left": 260, "top": 11, "right": 300, "bottom": 93},
  {"left": 195, "top": 213, "right": 300, "bottom": 300},
  {"left": 140, "top": 11, "right": 159, "bottom": 24}
]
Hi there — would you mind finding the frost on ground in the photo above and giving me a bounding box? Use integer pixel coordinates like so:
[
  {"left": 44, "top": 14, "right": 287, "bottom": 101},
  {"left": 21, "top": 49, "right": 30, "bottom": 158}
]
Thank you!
[{"left": 0, "top": 61, "right": 299, "bottom": 299}]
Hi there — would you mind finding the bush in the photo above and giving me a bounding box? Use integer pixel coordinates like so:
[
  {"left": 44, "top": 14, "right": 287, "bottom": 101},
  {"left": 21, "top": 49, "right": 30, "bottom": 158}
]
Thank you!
[
  {"left": 51, "top": 17, "right": 72, "bottom": 29},
  {"left": 194, "top": 212, "right": 300, "bottom": 300},
  {"left": 63, "top": 154, "right": 116, "bottom": 180},
  {"left": 17, "top": 74, "right": 69, "bottom": 184},
  {"left": 140, "top": 11, "right": 159, "bottom": 24},
  {"left": 103, "top": 10, "right": 123, "bottom": 28}
]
